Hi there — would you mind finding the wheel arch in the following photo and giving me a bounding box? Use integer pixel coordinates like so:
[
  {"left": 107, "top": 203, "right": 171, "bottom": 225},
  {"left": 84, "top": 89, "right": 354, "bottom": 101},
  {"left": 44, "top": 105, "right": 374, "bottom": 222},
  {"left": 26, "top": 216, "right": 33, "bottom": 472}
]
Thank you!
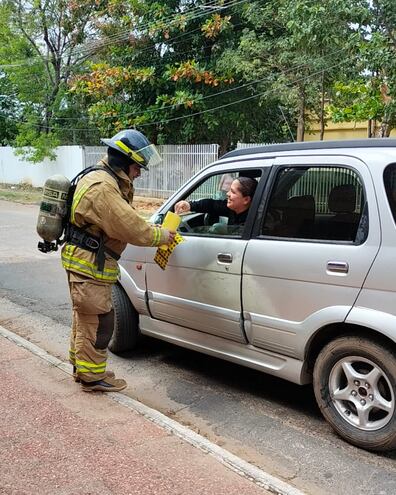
[
  {"left": 305, "top": 323, "right": 396, "bottom": 378},
  {"left": 118, "top": 264, "right": 148, "bottom": 316}
]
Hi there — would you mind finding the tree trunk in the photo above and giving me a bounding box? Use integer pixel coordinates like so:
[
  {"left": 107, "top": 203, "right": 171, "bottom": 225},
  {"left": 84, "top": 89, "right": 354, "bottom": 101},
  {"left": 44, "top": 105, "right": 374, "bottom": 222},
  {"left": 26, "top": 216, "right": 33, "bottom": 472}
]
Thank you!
[
  {"left": 319, "top": 72, "right": 325, "bottom": 141},
  {"left": 367, "top": 119, "right": 373, "bottom": 138},
  {"left": 368, "top": 119, "right": 378, "bottom": 138},
  {"left": 376, "top": 122, "right": 391, "bottom": 137},
  {"left": 219, "top": 136, "right": 230, "bottom": 157},
  {"left": 296, "top": 85, "right": 305, "bottom": 142},
  {"left": 376, "top": 108, "right": 392, "bottom": 137},
  {"left": 377, "top": 87, "right": 394, "bottom": 137}
]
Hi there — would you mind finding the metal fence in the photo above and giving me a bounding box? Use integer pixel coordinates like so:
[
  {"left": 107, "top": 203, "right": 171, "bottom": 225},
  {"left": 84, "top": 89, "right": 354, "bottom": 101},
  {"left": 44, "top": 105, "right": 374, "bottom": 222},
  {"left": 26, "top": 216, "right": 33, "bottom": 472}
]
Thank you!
[
  {"left": 84, "top": 143, "right": 363, "bottom": 212},
  {"left": 83, "top": 144, "right": 219, "bottom": 199},
  {"left": 236, "top": 142, "right": 272, "bottom": 149},
  {"left": 83, "top": 146, "right": 106, "bottom": 168},
  {"left": 290, "top": 167, "right": 363, "bottom": 214}
]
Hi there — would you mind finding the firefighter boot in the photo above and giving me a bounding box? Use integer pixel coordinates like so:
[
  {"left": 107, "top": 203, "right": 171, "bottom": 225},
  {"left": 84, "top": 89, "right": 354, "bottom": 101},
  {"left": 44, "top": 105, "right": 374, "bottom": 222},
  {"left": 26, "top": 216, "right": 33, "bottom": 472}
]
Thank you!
[
  {"left": 81, "top": 376, "right": 127, "bottom": 393},
  {"left": 73, "top": 366, "right": 115, "bottom": 383}
]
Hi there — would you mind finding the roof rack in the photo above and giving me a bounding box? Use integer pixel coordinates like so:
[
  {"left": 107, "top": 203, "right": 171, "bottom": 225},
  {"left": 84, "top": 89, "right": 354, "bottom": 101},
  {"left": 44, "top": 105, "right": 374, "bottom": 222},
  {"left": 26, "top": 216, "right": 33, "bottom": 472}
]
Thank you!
[{"left": 222, "top": 138, "right": 396, "bottom": 159}]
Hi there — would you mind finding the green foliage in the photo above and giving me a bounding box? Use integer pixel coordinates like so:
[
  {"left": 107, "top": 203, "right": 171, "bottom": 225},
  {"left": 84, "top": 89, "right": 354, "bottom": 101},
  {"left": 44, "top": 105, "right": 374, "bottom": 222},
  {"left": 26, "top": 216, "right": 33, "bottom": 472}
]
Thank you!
[
  {"left": 68, "top": 0, "right": 293, "bottom": 150},
  {"left": 328, "top": 80, "right": 384, "bottom": 122},
  {"left": 0, "top": 73, "right": 19, "bottom": 144},
  {"left": 0, "top": 0, "right": 104, "bottom": 160},
  {"left": 327, "top": 0, "right": 396, "bottom": 136},
  {"left": 2, "top": 0, "right": 396, "bottom": 155},
  {"left": 14, "top": 120, "right": 60, "bottom": 163}
]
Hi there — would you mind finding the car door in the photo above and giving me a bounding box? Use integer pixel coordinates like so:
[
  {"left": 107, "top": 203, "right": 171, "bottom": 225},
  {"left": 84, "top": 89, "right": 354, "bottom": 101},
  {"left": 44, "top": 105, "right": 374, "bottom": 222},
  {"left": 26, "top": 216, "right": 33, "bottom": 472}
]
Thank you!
[
  {"left": 145, "top": 167, "right": 266, "bottom": 343},
  {"left": 242, "top": 155, "right": 381, "bottom": 359}
]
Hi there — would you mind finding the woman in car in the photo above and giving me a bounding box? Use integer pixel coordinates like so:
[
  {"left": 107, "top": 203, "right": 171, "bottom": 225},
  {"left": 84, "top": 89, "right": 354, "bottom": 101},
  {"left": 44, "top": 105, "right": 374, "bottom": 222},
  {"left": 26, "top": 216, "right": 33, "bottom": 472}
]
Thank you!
[{"left": 174, "top": 176, "right": 258, "bottom": 226}]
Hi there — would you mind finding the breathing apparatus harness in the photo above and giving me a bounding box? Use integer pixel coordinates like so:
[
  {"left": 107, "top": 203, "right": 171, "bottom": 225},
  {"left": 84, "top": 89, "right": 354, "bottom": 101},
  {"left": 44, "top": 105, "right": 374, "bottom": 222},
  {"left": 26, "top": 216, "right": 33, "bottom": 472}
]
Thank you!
[
  {"left": 37, "top": 129, "right": 151, "bottom": 273},
  {"left": 64, "top": 164, "right": 123, "bottom": 271},
  {"left": 35, "top": 163, "right": 123, "bottom": 273}
]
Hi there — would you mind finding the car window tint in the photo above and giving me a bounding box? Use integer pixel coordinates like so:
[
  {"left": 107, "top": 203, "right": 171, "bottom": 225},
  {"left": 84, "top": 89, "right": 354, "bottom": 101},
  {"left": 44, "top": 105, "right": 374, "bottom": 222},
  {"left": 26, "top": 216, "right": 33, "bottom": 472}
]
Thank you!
[
  {"left": 262, "top": 166, "right": 365, "bottom": 242},
  {"left": 383, "top": 164, "right": 396, "bottom": 224}
]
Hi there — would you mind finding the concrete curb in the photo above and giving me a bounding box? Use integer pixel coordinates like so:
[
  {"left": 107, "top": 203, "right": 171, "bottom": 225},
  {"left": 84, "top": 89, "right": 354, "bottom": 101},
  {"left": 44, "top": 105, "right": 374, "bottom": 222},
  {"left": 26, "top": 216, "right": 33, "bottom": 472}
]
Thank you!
[{"left": 0, "top": 325, "right": 306, "bottom": 495}]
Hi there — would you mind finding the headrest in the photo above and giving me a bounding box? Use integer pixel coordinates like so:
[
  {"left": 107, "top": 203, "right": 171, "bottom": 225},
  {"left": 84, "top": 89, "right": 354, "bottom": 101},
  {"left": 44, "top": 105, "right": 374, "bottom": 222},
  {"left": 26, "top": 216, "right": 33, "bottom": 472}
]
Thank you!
[
  {"left": 328, "top": 184, "right": 356, "bottom": 213},
  {"left": 284, "top": 195, "right": 315, "bottom": 222},
  {"left": 287, "top": 195, "right": 315, "bottom": 210}
]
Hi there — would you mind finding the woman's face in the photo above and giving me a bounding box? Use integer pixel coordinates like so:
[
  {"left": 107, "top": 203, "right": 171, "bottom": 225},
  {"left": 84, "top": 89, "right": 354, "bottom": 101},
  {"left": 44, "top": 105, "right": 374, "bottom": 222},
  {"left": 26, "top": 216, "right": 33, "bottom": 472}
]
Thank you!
[{"left": 226, "top": 179, "right": 251, "bottom": 214}]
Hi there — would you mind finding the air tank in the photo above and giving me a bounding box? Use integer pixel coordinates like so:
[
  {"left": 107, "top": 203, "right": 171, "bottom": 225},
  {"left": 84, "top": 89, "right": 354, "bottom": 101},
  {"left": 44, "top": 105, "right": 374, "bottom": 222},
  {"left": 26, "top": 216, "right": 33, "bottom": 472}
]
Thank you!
[{"left": 36, "top": 174, "right": 71, "bottom": 249}]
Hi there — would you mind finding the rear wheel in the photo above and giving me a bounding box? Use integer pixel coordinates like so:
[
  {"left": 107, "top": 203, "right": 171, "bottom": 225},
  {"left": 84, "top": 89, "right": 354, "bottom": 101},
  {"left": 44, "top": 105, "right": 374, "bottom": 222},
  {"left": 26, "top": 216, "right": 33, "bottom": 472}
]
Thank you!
[
  {"left": 313, "top": 335, "right": 396, "bottom": 451},
  {"left": 109, "top": 284, "right": 140, "bottom": 354}
]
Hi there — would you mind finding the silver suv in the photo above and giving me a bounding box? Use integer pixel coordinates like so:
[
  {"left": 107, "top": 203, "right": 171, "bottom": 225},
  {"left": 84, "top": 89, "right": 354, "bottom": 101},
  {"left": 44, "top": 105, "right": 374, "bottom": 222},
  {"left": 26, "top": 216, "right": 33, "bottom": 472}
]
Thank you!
[{"left": 110, "top": 139, "right": 396, "bottom": 452}]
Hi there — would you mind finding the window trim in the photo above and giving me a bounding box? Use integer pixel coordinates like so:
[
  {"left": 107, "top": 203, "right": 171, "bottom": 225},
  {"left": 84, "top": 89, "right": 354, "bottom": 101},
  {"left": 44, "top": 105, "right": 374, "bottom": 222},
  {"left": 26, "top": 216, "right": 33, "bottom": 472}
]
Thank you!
[
  {"left": 252, "top": 163, "right": 368, "bottom": 245},
  {"left": 383, "top": 163, "right": 396, "bottom": 226},
  {"left": 170, "top": 167, "right": 270, "bottom": 240}
]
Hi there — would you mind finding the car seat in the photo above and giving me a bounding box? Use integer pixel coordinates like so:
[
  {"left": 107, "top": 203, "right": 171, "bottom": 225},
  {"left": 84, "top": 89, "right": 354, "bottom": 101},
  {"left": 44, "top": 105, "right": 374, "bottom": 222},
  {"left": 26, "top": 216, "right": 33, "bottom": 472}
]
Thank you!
[
  {"left": 327, "top": 184, "right": 360, "bottom": 241},
  {"left": 275, "top": 195, "right": 315, "bottom": 238}
]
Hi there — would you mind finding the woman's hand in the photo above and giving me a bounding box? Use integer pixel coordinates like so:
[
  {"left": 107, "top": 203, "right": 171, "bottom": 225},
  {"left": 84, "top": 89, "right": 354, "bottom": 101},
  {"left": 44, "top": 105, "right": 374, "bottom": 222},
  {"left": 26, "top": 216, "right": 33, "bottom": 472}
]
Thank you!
[{"left": 174, "top": 200, "right": 191, "bottom": 215}]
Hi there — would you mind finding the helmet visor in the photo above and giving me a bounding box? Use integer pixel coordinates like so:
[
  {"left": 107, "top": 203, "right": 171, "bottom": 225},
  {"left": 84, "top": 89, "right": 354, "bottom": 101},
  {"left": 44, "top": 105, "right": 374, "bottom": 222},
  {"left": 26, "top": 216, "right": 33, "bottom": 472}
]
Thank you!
[{"left": 137, "top": 144, "right": 162, "bottom": 168}]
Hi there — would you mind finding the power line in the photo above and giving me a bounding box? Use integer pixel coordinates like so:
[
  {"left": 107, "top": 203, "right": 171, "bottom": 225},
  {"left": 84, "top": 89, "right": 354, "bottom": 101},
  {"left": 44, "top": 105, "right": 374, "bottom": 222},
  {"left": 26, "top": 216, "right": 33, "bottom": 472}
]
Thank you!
[
  {"left": 278, "top": 105, "right": 295, "bottom": 142},
  {"left": 0, "top": 0, "right": 246, "bottom": 70},
  {"left": 75, "top": 0, "right": 247, "bottom": 59},
  {"left": 137, "top": 59, "right": 354, "bottom": 127},
  {"left": 84, "top": 0, "right": 235, "bottom": 47},
  {"left": 32, "top": 54, "right": 357, "bottom": 133},
  {"left": 48, "top": 46, "right": 351, "bottom": 122}
]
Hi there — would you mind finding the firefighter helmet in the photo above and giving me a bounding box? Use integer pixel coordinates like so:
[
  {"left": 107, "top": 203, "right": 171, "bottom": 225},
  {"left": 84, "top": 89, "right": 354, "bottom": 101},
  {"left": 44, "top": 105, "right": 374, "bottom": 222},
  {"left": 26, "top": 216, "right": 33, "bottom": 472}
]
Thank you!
[{"left": 101, "top": 129, "right": 162, "bottom": 170}]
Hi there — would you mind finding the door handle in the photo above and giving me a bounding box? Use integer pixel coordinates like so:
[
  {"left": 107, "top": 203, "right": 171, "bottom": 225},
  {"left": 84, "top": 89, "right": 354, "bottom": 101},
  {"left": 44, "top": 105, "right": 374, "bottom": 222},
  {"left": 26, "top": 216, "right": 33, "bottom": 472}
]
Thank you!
[
  {"left": 327, "top": 261, "right": 349, "bottom": 273},
  {"left": 217, "top": 253, "right": 233, "bottom": 264}
]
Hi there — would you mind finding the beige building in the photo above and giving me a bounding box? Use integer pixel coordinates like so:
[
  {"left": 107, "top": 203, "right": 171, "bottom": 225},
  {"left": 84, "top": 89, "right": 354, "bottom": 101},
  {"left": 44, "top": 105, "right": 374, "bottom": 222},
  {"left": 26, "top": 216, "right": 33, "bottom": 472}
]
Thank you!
[{"left": 306, "top": 121, "right": 396, "bottom": 141}]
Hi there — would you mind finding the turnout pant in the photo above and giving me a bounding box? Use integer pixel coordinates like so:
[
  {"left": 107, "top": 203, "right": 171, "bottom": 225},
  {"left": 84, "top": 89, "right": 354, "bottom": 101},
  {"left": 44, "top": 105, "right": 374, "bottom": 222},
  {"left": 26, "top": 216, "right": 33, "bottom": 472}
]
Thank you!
[{"left": 67, "top": 271, "right": 114, "bottom": 382}]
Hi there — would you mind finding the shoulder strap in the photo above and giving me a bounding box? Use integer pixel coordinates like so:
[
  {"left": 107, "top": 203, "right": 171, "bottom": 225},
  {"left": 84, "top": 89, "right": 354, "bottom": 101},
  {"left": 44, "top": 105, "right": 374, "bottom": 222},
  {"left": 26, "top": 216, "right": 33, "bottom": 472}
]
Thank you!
[
  {"left": 71, "top": 165, "right": 119, "bottom": 187},
  {"left": 63, "top": 165, "right": 123, "bottom": 271}
]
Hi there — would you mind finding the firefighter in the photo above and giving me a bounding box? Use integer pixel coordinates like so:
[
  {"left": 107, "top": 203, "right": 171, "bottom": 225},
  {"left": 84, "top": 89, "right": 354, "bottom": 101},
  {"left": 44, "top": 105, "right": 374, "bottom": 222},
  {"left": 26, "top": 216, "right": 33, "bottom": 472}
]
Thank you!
[{"left": 62, "top": 129, "right": 176, "bottom": 392}]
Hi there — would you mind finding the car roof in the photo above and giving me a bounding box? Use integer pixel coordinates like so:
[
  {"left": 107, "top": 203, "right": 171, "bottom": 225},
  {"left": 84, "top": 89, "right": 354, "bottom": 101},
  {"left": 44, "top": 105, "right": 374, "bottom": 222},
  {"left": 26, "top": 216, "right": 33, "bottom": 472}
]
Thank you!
[{"left": 222, "top": 138, "right": 396, "bottom": 160}]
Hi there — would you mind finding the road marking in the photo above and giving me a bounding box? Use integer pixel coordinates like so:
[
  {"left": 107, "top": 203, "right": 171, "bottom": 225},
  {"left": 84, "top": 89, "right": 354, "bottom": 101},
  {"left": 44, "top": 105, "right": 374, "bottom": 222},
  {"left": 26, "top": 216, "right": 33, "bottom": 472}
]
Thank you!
[{"left": 0, "top": 324, "right": 306, "bottom": 495}]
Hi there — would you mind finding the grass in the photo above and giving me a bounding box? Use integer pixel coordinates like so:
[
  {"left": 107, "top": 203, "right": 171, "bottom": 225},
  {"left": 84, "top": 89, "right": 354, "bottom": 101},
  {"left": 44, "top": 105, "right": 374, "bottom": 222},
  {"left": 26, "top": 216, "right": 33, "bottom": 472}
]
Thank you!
[{"left": 0, "top": 183, "right": 42, "bottom": 204}]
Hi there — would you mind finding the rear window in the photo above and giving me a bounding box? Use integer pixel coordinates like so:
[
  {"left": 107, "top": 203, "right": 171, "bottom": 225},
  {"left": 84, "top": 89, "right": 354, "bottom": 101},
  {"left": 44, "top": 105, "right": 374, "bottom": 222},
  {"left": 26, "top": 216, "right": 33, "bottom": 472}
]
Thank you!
[
  {"left": 384, "top": 164, "right": 396, "bottom": 224},
  {"left": 262, "top": 166, "right": 365, "bottom": 242}
]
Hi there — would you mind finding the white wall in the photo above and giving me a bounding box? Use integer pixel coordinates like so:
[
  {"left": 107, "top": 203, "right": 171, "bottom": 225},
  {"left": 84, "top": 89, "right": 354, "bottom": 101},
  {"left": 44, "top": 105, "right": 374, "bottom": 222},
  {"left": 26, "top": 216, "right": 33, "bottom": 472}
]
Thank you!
[
  {"left": 0, "top": 146, "right": 84, "bottom": 187},
  {"left": 0, "top": 144, "right": 220, "bottom": 198}
]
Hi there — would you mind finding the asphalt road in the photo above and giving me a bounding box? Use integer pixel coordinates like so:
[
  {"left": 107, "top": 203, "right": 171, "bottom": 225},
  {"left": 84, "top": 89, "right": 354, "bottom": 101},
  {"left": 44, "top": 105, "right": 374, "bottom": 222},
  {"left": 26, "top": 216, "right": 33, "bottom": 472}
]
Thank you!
[{"left": 1, "top": 199, "right": 395, "bottom": 495}]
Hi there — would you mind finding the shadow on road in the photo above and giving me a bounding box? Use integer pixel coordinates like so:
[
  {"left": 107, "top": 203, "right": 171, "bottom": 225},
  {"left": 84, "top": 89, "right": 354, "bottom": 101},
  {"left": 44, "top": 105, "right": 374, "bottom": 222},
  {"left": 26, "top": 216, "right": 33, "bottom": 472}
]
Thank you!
[{"left": 119, "top": 335, "right": 319, "bottom": 420}]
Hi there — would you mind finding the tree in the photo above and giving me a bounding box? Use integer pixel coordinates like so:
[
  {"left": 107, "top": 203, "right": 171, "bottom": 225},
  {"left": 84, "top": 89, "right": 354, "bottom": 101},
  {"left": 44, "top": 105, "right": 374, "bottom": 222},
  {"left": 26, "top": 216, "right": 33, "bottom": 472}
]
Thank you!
[
  {"left": 221, "top": 0, "right": 369, "bottom": 141},
  {"left": 2, "top": 0, "right": 394, "bottom": 156},
  {"left": 0, "top": 72, "right": 19, "bottom": 145},
  {"left": 327, "top": 0, "right": 396, "bottom": 137},
  {"left": 69, "top": 0, "right": 291, "bottom": 153},
  {"left": 0, "top": 0, "right": 105, "bottom": 160}
]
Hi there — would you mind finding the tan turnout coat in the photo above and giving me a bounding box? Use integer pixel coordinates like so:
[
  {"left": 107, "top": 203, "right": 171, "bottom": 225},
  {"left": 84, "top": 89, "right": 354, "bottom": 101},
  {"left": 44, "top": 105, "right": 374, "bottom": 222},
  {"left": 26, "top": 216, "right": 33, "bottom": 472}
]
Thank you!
[{"left": 62, "top": 159, "right": 166, "bottom": 283}]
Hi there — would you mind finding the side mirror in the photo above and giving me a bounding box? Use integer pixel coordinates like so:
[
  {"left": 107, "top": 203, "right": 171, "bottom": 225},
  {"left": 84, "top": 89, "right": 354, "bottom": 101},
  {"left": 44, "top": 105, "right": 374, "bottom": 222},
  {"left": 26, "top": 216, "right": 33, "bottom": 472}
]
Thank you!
[{"left": 152, "top": 213, "right": 165, "bottom": 225}]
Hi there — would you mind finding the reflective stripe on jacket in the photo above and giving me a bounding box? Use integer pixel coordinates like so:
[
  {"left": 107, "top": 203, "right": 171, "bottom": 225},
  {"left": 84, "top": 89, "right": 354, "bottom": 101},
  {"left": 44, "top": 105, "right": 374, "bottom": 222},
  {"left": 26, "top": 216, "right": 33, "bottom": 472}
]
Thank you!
[{"left": 62, "top": 159, "right": 167, "bottom": 282}]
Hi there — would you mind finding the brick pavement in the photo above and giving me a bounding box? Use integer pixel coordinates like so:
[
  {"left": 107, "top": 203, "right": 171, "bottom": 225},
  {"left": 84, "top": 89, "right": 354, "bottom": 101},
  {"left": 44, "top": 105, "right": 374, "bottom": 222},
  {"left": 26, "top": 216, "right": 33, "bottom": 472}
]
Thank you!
[{"left": 0, "top": 332, "right": 276, "bottom": 495}]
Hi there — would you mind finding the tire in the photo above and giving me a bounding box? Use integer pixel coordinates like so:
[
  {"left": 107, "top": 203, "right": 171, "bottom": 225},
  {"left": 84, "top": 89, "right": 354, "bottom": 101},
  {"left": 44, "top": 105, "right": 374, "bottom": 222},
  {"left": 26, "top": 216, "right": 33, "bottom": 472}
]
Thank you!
[
  {"left": 109, "top": 284, "right": 140, "bottom": 354},
  {"left": 313, "top": 335, "right": 396, "bottom": 451}
]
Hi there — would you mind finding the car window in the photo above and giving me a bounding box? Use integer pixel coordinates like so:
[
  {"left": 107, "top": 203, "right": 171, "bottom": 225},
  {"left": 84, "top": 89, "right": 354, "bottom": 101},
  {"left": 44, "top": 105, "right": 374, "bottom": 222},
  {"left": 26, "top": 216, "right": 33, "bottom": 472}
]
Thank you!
[
  {"left": 383, "top": 164, "right": 396, "bottom": 224},
  {"left": 262, "top": 166, "right": 366, "bottom": 242},
  {"left": 188, "top": 172, "right": 237, "bottom": 201},
  {"left": 175, "top": 170, "right": 261, "bottom": 237}
]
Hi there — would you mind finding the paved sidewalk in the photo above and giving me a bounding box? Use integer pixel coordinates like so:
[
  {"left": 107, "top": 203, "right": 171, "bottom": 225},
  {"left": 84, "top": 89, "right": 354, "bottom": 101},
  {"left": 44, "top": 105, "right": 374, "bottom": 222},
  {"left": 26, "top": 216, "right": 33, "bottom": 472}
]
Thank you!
[{"left": 0, "top": 330, "right": 285, "bottom": 495}]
